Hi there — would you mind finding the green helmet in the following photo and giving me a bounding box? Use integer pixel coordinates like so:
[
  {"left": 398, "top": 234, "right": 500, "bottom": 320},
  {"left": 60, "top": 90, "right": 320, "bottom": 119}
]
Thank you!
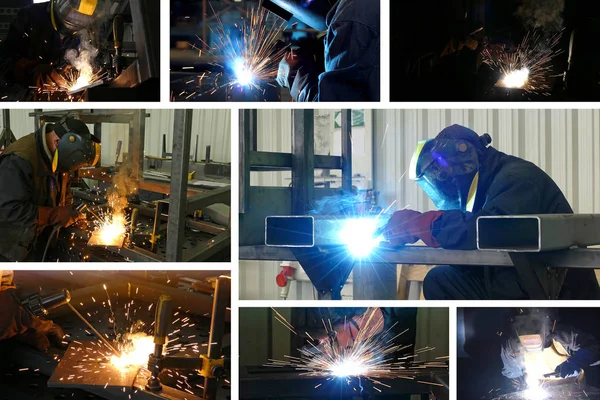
[{"left": 51, "top": 116, "right": 101, "bottom": 173}]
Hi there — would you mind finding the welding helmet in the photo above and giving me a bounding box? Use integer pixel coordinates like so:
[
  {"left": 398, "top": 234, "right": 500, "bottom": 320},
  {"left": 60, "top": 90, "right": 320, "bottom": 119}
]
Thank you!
[
  {"left": 511, "top": 310, "right": 553, "bottom": 353},
  {"left": 50, "top": 0, "right": 114, "bottom": 35},
  {"left": 409, "top": 125, "right": 491, "bottom": 212},
  {"left": 51, "top": 116, "right": 101, "bottom": 173},
  {"left": 262, "top": 0, "right": 334, "bottom": 31}
]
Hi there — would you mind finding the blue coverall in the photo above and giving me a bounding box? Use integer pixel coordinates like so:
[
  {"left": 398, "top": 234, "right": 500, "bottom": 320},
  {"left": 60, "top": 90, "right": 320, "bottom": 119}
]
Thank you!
[{"left": 422, "top": 126, "right": 600, "bottom": 300}]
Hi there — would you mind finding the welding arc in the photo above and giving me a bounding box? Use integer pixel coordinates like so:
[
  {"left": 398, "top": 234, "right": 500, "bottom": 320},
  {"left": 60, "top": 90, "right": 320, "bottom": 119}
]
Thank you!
[{"left": 67, "top": 303, "right": 121, "bottom": 356}]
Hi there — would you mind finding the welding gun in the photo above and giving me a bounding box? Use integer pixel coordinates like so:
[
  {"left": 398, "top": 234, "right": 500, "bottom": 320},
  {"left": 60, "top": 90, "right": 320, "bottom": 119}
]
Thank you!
[
  {"left": 21, "top": 289, "right": 71, "bottom": 317},
  {"left": 112, "top": 15, "right": 125, "bottom": 77}
]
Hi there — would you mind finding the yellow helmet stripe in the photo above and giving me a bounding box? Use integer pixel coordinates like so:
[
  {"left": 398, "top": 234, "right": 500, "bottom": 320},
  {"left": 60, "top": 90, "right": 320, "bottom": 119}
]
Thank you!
[
  {"left": 466, "top": 171, "right": 479, "bottom": 213},
  {"left": 91, "top": 142, "right": 101, "bottom": 166},
  {"left": 50, "top": 0, "right": 58, "bottom": 31},
  {"left": 52, "top": 150, "right": 59, "bottom": 173},
  {"left": 78, "top": 0, "right": 98, "bottom": 16},
  {"left": 409, "top": 140, "right": 428, "bottom": 180}
]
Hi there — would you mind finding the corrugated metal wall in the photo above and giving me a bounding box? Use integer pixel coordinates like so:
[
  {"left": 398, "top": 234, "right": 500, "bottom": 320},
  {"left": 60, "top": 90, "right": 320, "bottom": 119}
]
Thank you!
[
  {"left": 242, "top": 108, "right": 600, "bottom": 300},
  {"left": 373, "top": 109, "right": 600, "bottom": 214},
  {"left": 0, "top": 109, "right": 231, "bottom": 165}
]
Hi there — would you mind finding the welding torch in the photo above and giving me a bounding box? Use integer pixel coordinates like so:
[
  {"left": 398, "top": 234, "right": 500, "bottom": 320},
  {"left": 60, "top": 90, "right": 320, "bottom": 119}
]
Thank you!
[{"left": 21, "top": 289, "right": 120, "bottom": 356}]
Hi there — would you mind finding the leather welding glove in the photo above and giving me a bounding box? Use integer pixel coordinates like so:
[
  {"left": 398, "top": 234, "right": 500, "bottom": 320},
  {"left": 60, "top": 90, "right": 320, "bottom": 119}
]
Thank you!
[
  {"left": 276, "top": 49, "right": 302, "bottom": 89},
  {"left": 383, "top": 210, "right": 444, "bottom": 247},
  {"left": 276, "top": 44, "right": 323, "bottom": 101},
  {"left": 0, "top": 289, "right": 66, "bottom": 352},
  {"left": 38, "top": 206, "right": 84, "bottom": 228},
  {"left": 555, "top": 349, "right": 597, "bottom": 378}
]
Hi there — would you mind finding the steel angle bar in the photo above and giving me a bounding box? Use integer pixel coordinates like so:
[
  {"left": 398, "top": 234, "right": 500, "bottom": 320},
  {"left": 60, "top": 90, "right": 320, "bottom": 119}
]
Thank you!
[{"left": 477, "top": 214, "right": 600, "bottom": 252}]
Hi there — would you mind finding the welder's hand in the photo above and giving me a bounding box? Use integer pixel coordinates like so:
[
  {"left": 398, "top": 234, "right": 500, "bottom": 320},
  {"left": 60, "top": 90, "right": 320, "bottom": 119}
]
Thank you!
[
  {"left": 0, "top": 289, "right": 65, "bottom": 351},
  {"left": 38, "top": 206, "right": 82, "bottom": 228},
  {"left": 555, "top": 360, "right": 581, "bottom": 378},
  {"left": 276, "top": 49, "right": 303, "bottom": 89},
  {"left": 556, "top": 349, "right": 597, "bottom": 378},
  {"left": 383, "top": 210, "right": 443, "bottom": 248}
]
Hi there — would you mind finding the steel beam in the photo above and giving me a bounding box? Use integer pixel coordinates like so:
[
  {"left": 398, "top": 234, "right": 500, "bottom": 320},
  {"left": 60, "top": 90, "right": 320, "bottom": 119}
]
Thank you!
[
  {"left": 186, "top": 186, "right": 231, "bottom": 213},
  {"left": 292, "top": 110, "right": 314, "bottom": 214},
  {"left": 340, "top": 109, "right": 352, "bottom": 193},
  {"left": 249, "top": 151, "right": 343, "bottom": 171},
  {"left": 129, "top": 109, "right": 146, "bottom": 180},
  {"left": 477, "top": 214, "right": 600, "bottom": 252},
  {"left": 240, "top": 245, "right": 600, "bottom": 269},
  {"left": 166, "top": 110, "right": 193, "bottom": 262},
  {"left": 240, "top": 110, "right": 252, "bottom": 214}
]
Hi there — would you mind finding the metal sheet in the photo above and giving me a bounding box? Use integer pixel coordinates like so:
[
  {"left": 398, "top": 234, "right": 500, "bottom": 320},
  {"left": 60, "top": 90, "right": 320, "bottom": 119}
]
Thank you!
[
  {"left": 87, "top": 231, "right": 126, "bottom": 248},
  {"left": 48, "top": 342, "right": 138, "bottom": 391},
  {"left": 477, "top": 214, "right": 600, "bottom": 252}
]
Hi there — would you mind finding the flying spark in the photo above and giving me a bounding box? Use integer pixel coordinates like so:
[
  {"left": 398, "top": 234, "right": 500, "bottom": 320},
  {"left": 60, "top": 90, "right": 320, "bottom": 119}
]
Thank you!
[{"left": 483, "top": 30, "right": 563, "bottom": 94}]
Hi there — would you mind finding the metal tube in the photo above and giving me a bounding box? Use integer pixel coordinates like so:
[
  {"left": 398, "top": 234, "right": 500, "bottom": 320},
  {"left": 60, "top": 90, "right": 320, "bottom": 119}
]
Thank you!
[
  {"left": 477, "top": 214, "right": 600, "bottom": 252},
  {"left": 340, "top": 109, "right": 352, "bottom": 193},
  {"left": 203, "top": 276, "right": 231, "bottom": 400},
  {"left": 166, "top": 110, "right": 193, "bottom": 262},
  {"left": 67, "top": 303, "right": 120, "bottom": 356}
]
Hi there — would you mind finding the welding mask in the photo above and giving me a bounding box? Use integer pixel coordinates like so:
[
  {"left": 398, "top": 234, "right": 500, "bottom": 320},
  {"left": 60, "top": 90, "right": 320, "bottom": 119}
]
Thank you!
[
  {"left": 51, "top": 117, "right": 101, "bottom": 173},
  {"left": 512, "top": 312, "right": 552, "bottom": 353},
  {"left": 262, "top": 0, "right": 335, "bottom": 31},
  {"left": 409, "top": 138, "right": 478, "bottom": 212},
  {"left": 51, "top": 0, "right": 114, "bottom": 35}
]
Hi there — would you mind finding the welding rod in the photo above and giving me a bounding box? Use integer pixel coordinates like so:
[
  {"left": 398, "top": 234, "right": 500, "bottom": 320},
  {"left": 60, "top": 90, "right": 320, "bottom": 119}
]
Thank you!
[{"left": 67, "top": 302, "right": 121, "bottom": 356}]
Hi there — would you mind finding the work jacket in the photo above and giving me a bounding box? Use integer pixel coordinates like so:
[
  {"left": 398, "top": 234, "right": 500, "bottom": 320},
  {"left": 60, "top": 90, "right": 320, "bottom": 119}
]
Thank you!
[
  {"left": 292, "top": 0, "right": 380, "bottom": 102},
  {"left": 0, "top": 128, "right": 70, "bottom": 261},
  {"left": 430, "top": 127, "right": 600, "bottom": 299}
]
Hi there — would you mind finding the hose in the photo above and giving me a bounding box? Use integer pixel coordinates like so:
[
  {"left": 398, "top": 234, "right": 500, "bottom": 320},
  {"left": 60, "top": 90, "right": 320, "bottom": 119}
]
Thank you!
[{"left": 41, "top": 224, "right": 61, "bottom": 262}]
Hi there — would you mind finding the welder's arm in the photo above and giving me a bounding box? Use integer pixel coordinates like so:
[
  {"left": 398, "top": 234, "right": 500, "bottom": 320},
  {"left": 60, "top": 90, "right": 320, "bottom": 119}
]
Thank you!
[
  {"left": 0, "top": 289, "right": 65, "bottom": 351},
  {"left": 554, "top": 328, "right": 600, "bottom": 377},
  {"left": 0, "top": 156, "right": 39, "bottom": 229},
  {"left": 317, "top": 20, "right": 379, "bottom": 101},
  {"left": 432, "top": 176, "right": 542, "bottom": 250}
]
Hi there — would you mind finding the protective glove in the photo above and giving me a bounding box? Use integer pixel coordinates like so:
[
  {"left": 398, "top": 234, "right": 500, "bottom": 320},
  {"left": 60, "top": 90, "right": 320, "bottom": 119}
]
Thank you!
[
  {"left": 38, "top": 206, "right": 84, "bottom": 228},
  {"left": 555, "top": 349, "right": 598, "bottom": 378},
  {"left": 0, "top": 289, "right": 66, "bottom": 352},
  {"left": 276, "top": 49, "right": 302, "bottom": 89},
  {"left": 383, "top": 210, "right": 444, "bottom": 247}
]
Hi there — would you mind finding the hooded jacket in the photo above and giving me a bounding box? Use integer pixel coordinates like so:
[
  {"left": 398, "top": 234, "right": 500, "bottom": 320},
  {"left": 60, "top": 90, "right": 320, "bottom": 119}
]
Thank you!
[
  {"left": 429, "top": 124, "right": 599, "bottom": 299},
  {"left": 0, "top": 128, "right": 70, "bottom": 261}
]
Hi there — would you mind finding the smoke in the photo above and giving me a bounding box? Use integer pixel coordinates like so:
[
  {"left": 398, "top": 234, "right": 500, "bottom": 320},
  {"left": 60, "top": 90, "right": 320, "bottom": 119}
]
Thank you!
[
  {"left": 64, "top": 29, "right": 99, "bottom": 83},
  {"left": 106, "top": 165, "right": 138, "bottom": 218},
  {"left": 515, "top": 0, "right": 565, "bottom": 32}
]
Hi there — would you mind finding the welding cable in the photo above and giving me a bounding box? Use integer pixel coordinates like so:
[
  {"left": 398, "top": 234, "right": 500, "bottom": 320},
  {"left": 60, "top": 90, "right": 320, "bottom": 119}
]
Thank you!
[{"left": 41, "top": 224, "right": 62, "bottom": 262}]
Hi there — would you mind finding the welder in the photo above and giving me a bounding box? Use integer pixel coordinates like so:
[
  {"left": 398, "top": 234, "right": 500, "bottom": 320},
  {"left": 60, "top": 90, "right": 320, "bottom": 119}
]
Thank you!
[
  {"left": 0, "top": 116, "right": 101, "bottom": 262},
  {"left": 0, "top": 0, "right": 113, "bottom": 101},
  {"left": 501, "top": 310, "right": 600, "bottom": 385},
  {"left": 264, "top": 0, "right": 380, "bottom": 102},
  {"left": 382, "top": 124, "right": 600, "bottom": 300},
  {"left": 0, "top": 270, "right": 65, "bottom": 351}
]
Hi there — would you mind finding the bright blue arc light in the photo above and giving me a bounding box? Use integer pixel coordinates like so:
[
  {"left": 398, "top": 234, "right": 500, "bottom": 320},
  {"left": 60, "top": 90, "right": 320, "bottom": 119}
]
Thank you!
[
  {"left": 233, "top": 58, "right": 254, "bottom": 86},
  {"left": 338, "top": 218, "right": 383, "bottom": 258}
]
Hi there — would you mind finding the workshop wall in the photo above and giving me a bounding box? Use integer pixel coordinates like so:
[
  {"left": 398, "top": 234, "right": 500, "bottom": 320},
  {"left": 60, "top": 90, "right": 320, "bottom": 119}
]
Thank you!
[
  {"left": 0, "top": 109, "right": 232, "bottom": 165},
  {"left": 374, "top": 109, "right": 600, "bottom": 215}
]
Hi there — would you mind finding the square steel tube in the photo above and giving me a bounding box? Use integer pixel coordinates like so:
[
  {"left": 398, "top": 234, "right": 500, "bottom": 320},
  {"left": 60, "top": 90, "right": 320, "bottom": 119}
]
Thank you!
[
  {"left": 265, "top": 216, "right": 350, "bottom": 247},
  {"left": 477, "top": 214, "right": 600, "bottom": 252}
]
